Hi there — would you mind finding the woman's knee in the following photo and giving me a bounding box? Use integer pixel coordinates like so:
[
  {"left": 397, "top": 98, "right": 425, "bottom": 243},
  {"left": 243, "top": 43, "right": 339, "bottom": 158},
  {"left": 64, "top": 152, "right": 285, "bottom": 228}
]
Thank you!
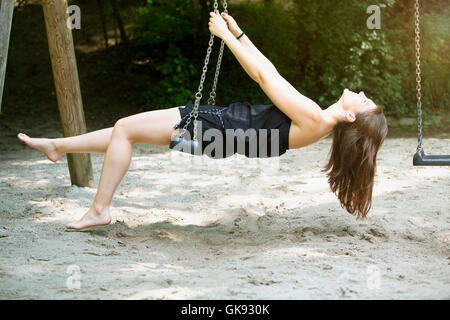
[
  {"left": 112, "top": 118, "right": 133, "bottom": 141},
  {"left": 114, "top": 118, "right": 126, "bottom": 128},
  {"left": 111, "top": 108, "right": 181, "bottom": 146}
]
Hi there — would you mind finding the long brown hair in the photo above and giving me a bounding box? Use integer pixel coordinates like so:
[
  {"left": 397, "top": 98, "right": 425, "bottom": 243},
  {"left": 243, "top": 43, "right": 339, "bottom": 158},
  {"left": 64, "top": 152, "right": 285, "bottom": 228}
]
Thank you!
[{"left": 323, "top": 105, "right": 388, "bottom": 219}]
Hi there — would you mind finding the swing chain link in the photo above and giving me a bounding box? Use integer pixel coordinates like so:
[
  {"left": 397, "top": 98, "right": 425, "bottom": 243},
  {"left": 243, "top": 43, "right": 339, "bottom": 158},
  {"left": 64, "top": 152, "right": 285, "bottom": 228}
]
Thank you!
[
  {"left": 207, "top": 2, "right": 228, "bottom": 105},
  {"left": 415, "top": 0, "right": 423, "bottom": 151},
  {"left": 207, "top": 35, "right": 226, "bottom": 105},
  {"left": 178, "top": 0, "right": 228, "bottom": 141}
]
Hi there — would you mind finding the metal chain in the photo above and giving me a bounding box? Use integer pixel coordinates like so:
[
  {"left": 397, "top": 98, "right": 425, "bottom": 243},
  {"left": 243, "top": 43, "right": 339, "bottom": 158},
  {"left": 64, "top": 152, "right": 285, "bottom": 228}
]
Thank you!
[
  {"left": 178, "top": 0, "right": 228, "bottom": 141},
  {"left": 207, "top": 2, "right": 228, "bottom": 105},
  {"left": 415, "top": 0, "right": 423, "bottom": 151}
]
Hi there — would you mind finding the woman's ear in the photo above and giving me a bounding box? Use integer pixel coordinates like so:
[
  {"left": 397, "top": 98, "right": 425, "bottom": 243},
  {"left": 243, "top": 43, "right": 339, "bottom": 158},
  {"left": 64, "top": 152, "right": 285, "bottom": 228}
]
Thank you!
[{"left": 345, "top": 111, "right": 356, "bottom": 122}]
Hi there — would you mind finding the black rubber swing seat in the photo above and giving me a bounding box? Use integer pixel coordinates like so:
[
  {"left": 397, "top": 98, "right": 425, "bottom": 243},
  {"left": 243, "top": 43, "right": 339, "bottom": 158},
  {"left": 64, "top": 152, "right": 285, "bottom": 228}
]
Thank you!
[
  {"left": 413, "top": 149, "right": 450, "bottom": 166},
  {"left": 169, "top": 136, "right": 202, "bottom": 155}
]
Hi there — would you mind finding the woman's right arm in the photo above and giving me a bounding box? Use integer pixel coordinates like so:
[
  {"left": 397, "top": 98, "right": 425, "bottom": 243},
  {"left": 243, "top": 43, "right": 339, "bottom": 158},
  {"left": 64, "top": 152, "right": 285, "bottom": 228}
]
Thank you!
[
  {"left": 237, "top": 33, "right": 279, "bottom": 76},
  {"left": 223, "top": 14, "right": 279, "bottom": 75}
]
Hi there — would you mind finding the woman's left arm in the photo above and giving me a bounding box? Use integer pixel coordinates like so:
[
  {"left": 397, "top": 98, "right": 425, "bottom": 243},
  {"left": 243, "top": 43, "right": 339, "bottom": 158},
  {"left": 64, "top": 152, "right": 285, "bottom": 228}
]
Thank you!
[
  {"left": 257, "top": 70, "right": 323, "bottom": 128},
  {"left": 210, "top": 11, "right": 263, "bottom": 83},
  {"left": 212, "top": 11, "right": 321, "bottom": 128},
  {"left": 222, "top": 31, "right": 264, "bottom": 83},
  {"left": 224, "top": 31, "right": 321, "bottom": 127}
]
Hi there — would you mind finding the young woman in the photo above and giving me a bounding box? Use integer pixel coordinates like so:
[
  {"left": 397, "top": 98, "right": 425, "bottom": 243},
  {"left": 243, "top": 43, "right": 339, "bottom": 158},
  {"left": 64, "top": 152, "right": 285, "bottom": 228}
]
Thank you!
[{"left": 17, "top": 11, "right": 388, "bottom": 230}]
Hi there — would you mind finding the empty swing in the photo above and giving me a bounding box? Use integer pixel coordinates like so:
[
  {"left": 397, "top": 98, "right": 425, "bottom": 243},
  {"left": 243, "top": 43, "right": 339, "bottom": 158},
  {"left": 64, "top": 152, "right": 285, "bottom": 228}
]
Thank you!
[
  {"left": 169, "top": 0, "right": 228, "bottom": 155},
  {"left": 412, "top": 0, "right": 450, "bottom": 166}
]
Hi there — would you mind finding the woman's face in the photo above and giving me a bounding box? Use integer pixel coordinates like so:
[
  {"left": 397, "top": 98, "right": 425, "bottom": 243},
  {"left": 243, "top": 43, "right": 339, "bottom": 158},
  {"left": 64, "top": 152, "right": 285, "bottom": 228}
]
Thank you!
[{"left": 342, "top": 88, "right": 377, "bottom": 115}]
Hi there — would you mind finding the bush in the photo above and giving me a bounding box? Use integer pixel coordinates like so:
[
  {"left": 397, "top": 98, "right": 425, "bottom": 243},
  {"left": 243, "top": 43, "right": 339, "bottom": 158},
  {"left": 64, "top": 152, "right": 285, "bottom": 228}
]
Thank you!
[
  {"left": 146, "top": 43, "right": 197, "bottom": 108},
  {"left": 132, "top": 0, "right": 195, "bottom": 46},
  {"left": 129, "top": 0, "right": 448, "bottom": 118}
]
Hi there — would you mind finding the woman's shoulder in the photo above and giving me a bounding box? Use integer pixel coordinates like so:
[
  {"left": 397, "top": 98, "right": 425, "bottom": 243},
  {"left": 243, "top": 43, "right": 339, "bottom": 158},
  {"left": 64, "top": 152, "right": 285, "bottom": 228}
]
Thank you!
[{"left": 288, "top": 116, "right": 333, "bottom": 149}]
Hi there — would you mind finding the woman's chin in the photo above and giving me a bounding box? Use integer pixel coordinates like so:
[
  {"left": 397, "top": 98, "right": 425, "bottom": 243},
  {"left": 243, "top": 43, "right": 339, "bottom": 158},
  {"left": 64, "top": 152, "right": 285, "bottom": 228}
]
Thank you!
[{"left": 341, "top": 90, "right": 348, "bottom": 106}]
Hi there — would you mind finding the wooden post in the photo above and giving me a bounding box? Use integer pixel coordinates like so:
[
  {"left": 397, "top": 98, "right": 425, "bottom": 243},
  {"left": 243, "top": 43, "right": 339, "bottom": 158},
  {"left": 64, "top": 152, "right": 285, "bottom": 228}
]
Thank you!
[
  {"left": 0, "top": 0, "right": 15, "bottom": 115},
  {"left": 42, "top": 0, "right": 94, "bottom": 188}
]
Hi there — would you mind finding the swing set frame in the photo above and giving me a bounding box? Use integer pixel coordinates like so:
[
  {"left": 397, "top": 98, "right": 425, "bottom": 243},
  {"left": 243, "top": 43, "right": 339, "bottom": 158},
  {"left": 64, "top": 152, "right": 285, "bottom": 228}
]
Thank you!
[{"left": 412, "top": 0, "right": 449, "bottom": 166}]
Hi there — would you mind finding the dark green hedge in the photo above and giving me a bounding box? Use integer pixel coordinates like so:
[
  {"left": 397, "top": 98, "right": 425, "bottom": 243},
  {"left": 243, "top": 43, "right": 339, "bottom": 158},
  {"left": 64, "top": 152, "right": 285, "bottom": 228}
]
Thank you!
[{"left": 132, "top": 0, "right": 448, "bottom": 119}]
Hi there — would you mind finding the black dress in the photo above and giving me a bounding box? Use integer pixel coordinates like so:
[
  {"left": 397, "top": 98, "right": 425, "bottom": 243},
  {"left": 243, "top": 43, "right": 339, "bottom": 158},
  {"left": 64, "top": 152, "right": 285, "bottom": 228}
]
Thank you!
[{"left": 174, "top": 101, "right": 292, "bottom": 158}]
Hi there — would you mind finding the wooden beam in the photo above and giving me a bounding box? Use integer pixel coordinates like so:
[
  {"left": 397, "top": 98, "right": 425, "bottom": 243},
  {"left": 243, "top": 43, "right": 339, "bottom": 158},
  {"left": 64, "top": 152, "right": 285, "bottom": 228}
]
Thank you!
[
  {"left": 42, "top": 0, "right": 94, "bottom": 188},
  {"left": 0, "top": 0, "right": 15, "bottom": 115}
]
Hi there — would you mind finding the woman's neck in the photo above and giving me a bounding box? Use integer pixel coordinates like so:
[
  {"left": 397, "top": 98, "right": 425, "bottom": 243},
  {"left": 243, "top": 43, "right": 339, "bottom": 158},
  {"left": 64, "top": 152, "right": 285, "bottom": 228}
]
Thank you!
[{"left": 321, "top": 97, "right": 346, "bottom": 127}]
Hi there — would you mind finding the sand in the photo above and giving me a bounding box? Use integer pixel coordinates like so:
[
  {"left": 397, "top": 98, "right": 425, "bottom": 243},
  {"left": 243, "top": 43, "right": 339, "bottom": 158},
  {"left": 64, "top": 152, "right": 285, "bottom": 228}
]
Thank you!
[{"left": 0, "top": 125, "right": 449, "bottom": 299}]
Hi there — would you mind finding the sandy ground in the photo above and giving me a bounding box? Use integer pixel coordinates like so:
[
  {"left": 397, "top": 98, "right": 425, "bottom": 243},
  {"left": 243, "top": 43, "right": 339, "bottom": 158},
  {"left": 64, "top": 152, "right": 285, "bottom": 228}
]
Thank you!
[{"left": 0, "top": 123, "right": 449, "bottom": 300}]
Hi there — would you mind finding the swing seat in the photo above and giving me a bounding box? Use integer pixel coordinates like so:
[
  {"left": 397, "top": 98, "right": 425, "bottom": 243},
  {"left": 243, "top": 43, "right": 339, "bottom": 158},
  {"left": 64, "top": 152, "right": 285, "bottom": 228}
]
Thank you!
[
  {"left": 413, "top": 149, "right": 450, "bottom": 166},
  {"left": 169, "top": 136, "right": 202, "bottom": 155}
]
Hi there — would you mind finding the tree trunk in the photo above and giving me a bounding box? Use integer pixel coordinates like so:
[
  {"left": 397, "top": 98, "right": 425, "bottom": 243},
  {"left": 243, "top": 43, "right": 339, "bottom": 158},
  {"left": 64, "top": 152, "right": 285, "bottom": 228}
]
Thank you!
[
  {"left": 110, "top": 0, "right": 128, "bottom": 45},
  {"left": 42, "top": 0, "right": 94, "bottom": 188},
  {"left": 114, "top": 18, "right": 118, "bottom": 45},
  {"left": 96, "top": 0, "right": 109, "bottom": 48},
  {"left": 0, "top": 0, "right": 15, "bottom": 115}
]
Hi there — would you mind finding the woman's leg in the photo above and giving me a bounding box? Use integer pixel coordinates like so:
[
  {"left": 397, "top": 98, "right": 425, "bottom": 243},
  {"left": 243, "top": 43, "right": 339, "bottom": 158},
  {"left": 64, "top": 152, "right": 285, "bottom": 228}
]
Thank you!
[
  {"left": 55, "top": 128, "right": 113, "bottom": 154},
  {"left": 17, "top": 128, "right": 114, "bottom": 162},
  {"left": 66, "top": 106, "right": 182, "bottom": 230},
  {"left": 17, "top": 106, "right": 184, "bottom": 159}
]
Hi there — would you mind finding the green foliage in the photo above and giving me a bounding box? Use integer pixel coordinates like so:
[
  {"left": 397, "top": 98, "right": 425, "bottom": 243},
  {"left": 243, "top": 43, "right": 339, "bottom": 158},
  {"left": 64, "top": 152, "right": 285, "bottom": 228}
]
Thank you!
[
  {"left": 143, "top": 43, "right": 197, "bottom": 108},
  {"left": 126, "top": 0, "right": 447, "bottom": 119},
  {"left": 132, "top": 0, "right": 196, "bottom": 46},
  {"left": 96, "top": 58, "right": 123, "bottom": 85},
  {"left": 286, "top": 1, "right": 410, "bottom": 115},
  {"left": 215, "top": 0, "right": 301, "bottom": 105},
  {"left": 421, "top": 9, "right": 450, "bottom": 113}
]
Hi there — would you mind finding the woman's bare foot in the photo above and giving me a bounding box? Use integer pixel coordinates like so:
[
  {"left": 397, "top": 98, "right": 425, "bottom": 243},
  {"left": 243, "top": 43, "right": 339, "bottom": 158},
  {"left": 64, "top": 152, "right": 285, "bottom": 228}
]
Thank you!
[
  {"left": 17, "top": 133, "right": 63, "bottom": 163},
  {"left": 66, "top": 206, "right": 112, "bottom": 230}
]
